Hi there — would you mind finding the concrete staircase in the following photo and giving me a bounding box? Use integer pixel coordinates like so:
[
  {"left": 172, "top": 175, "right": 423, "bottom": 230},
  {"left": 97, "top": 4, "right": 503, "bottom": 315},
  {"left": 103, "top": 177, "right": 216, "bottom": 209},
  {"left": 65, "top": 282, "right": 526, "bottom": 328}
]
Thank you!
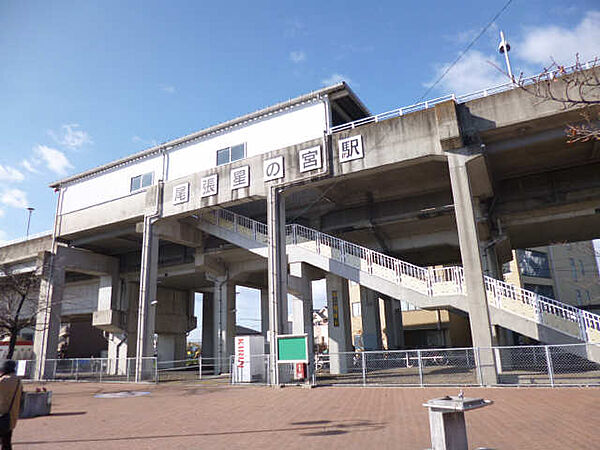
[{"left": 197, "top": 208, "right": 600, "bottom": 349}]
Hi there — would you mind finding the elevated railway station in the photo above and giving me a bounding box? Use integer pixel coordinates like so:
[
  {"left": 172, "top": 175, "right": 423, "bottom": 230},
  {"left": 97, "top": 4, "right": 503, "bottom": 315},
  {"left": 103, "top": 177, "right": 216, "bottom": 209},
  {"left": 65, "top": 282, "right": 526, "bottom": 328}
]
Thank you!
[{"left": 1, "top": 66, "right": 600, "bottom": 384}]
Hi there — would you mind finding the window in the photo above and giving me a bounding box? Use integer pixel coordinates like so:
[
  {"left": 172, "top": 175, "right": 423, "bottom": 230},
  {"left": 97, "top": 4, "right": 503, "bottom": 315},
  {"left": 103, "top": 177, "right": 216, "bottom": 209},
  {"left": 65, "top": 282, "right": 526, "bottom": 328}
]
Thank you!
[
  {"left": 569, "top": 258, "right": 578, "bottom": 281},
  {"left": 216, "top": 143, "right": 246, "bottom": 166},
  {"left": 130, "top": 172, "right": 154, "bottom": 192},
  {"left": 352, "top": 302, "right": 361, "bottom": 317},
  {"left": 517, "top": 250, "right": 551, "bottom": 278},
  {"left": 524, "top": 283, "right": 555, "bottom": 299},
  {"left": 579, "top": 260, "right": 585, "bottom": 277},
  {"left": 575, "top": 289, "right": 582, "bottom": 305}
]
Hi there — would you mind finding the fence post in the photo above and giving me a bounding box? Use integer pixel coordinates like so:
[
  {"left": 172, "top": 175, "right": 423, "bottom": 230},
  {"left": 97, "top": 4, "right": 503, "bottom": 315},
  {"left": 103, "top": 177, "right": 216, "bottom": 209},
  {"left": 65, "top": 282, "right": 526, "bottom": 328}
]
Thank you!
[
  {"left": 75, "top": 359, "right": 79, "bottom": 382},
  {"left": 198, "top": 356, "right": 202, "bottom": 380},
  {"left": 154, "top": 358, "right": 158, "bottom": 384},
  {"left": 474, "top": 348, "right": 484, "bottom": 386},
  {"left": 361, "top": 352, "right": 367, "bottom": 387},
  {"left": 99, "top": 359, "right": 103, "bottom": 383},
  {"left": 252, "top": 221, "right": 257, "bottom": 241},
  {"left": 53, "top": 360, "right": 57, "bottom": 381},
  {"left": 545, "top": 346, "right": 555, "bottom": 387},
  {"left": 418, "top": 350, "right": 424, "bottom": 387}
]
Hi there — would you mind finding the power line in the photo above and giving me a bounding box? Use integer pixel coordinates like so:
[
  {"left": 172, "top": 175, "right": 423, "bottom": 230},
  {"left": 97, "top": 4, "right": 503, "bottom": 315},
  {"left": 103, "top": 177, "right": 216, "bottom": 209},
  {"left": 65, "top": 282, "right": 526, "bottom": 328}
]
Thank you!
[{"left": 418, "top": 0, "right": 514, "bottom": 102}]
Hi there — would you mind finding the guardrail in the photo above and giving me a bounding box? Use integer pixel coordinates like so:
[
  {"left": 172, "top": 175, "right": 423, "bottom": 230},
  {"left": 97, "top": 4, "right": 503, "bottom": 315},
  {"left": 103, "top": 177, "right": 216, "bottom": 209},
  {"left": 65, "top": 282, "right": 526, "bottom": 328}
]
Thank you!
[
  {"left": 331, "top": 58, "right": 599, "bottom": 133},
  {"left": 202, "top": 208, "right": 600, "bottom": 344}
]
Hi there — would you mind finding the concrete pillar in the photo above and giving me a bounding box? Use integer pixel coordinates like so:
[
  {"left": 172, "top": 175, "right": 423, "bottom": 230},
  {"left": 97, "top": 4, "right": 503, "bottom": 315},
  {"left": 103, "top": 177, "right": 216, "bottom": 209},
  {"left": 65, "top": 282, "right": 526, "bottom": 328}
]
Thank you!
[
  {"left": 360, "top": 286, "right": 383, "bottom": 350},
  {"left": 290, "top": 294, "right": 304, "bottom": 335},
  {"left": 213, "top": 280, "right": 235, "bottom": 374},
  {"left": 383, "top": 297, "right": 404, "bottom": 350},
  {"left": 326, "top": 274, "right": 352, "bottom": 374},
  {"left": 135, "top": 218, "right": 159, "bottom": 382},
  {"left": 448, "top": 151, "right": 497, "bottom": 385},
  {"left": 107, "top": 333, "right": 128, "bottom": 375},
  {"left": 201, "top": 292, "right": 214, "bottom": 359},
  {"left": 260, "top": 289, "right": 269, "bottom": 353},
  {"left": 267, "top": 187, "right": 288, "bottom": 384},
  {"left": 33, "top": 252, "right": 65, "bottom": 380},
  {"left": 288, "top": 273, "right": 315, "bottom": 381}
]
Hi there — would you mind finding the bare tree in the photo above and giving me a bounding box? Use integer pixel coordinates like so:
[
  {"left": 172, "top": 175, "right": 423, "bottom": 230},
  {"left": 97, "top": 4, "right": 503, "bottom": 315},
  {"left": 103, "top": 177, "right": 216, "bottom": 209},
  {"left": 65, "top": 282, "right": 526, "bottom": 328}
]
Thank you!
[
  {"left": 0, "top": 265, "right": 41, "bottom": 359},
  {"left": 513, "top": 55, "right": 600, "bottom": 143}
]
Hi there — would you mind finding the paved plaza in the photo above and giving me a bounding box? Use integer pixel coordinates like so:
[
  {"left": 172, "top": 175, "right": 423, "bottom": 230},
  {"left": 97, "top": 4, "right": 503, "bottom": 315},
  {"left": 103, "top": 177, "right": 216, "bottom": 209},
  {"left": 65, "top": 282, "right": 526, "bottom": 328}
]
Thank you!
[{"left": 13, "top": 382, "right": 600, "bottom": 449}]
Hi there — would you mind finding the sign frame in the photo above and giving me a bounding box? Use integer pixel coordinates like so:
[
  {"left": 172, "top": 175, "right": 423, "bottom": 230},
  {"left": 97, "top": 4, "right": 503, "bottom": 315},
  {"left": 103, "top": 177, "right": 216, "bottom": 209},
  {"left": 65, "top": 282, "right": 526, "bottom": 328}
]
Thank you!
[{"left": 276, "top": 333, "right": 309, "bottom": 364}]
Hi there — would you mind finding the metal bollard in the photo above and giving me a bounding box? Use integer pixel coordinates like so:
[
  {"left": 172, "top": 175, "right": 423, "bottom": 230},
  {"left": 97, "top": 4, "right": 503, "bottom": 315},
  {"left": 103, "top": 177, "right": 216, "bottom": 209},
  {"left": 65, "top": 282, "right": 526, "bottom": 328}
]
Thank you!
[{"left": 423, "top": 393, "right": 492, "bottom": 450}]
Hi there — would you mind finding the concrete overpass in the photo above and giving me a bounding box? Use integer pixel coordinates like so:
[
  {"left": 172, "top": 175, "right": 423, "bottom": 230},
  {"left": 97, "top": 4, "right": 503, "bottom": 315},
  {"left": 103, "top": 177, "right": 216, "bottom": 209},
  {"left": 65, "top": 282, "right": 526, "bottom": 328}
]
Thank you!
[{"left": 1, "top": 65, "right": 599, "bottom": 384}]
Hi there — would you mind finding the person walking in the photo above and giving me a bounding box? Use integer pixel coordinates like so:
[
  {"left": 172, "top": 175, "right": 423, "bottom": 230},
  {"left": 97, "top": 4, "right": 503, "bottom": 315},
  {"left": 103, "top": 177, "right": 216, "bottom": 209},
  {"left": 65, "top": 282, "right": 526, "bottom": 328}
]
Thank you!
[{"left": 0, "top": 361, "right": 22, "bottom": 450}]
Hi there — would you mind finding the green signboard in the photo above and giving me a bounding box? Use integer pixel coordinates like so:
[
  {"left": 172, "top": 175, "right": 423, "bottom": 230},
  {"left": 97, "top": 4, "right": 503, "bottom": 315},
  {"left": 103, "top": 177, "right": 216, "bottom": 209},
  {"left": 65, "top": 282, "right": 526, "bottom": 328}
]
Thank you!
[{"left": 277, "top": 334, "right": 308, "bottom": 363}]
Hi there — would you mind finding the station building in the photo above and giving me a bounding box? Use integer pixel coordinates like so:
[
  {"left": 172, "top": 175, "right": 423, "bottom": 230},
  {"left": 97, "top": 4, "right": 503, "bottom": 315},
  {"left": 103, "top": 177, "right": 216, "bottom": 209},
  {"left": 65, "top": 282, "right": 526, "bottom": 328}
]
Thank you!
[{"left": 2, "top": 68, "right": 600, "bottom": 384}]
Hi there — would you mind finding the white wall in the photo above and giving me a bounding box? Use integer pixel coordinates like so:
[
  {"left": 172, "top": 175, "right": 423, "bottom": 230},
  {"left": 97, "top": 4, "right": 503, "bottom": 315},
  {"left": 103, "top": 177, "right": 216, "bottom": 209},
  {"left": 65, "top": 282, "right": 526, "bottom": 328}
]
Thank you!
[
  {"left": 61, "top": 155, "right": 163, "bottom": 214},
  {"left": 60, "top": 101, "right": 326, "bottom": 215},
  {"left": 167, "top": 101, "right": 326, "bottom": 180}
]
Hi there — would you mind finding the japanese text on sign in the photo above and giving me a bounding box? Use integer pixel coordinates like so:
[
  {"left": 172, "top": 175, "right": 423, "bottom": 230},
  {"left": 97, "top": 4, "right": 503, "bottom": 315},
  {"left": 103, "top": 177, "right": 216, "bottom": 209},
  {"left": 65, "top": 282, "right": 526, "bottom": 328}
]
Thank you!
[
  {"left": 231, "top": 166, "right": 250, "bottom": 190},
  {"left": 172, "top": 182, "right": 190, "bottom": 205},
  {"left": 332, "top": 290, "right": 339, "bottom": 327},
  {"left": 200, "top": 174, "right": 218, "bottom": 198},
  {"left": 338, "top": 135, "right": 364, "bottom": 163},
  {"left": 263, "top": 156, "right": 284, "bottom": 182},
  {"left": 298, "top": 146, "right": 322, "bottom": 173}
]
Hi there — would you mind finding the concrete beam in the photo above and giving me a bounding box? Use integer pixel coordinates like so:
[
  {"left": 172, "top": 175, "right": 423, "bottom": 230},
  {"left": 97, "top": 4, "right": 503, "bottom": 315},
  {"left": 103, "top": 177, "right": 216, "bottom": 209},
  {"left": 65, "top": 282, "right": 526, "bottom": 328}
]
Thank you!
[{"left": 136, "top": 219, "right": 203, "bottom": 248}]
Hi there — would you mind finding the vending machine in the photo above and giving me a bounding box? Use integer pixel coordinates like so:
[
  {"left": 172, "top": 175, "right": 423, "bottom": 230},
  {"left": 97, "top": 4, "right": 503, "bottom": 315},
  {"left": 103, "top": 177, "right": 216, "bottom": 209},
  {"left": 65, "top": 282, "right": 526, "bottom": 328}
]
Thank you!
[{"left": 234, "top": 335, "right": 265, "bottom": 383}]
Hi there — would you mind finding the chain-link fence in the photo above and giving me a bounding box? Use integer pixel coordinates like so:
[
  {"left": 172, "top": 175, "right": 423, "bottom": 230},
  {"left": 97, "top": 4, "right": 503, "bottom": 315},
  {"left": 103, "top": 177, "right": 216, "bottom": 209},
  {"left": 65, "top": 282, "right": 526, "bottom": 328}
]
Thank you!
[
  {"left": 14, "top": 358, "right": 158, "bottom": 383},
  {"left": 11, "top": 344, "right": 600, "bottom": 387},
  {"left": 316, "top": 344, "right": 600, "bottom": 387},
  {"left": 230, "top": 355, "right": 271, "bottom": 385},
  {"left": 157, "top": 357, "right": 234, "bottom": 383}
]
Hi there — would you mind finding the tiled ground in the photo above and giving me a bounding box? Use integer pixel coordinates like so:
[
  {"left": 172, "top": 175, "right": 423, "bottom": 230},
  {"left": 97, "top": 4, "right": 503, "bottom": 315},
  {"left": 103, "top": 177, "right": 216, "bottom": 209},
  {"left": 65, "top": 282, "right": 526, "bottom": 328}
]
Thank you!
[{"left": 14, "top": 382, "right": 600, "bottom": 449}]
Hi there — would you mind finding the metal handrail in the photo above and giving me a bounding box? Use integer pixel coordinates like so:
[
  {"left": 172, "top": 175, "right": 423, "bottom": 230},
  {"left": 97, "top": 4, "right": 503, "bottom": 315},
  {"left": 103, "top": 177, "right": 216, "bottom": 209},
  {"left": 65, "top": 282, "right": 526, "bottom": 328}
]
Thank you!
[
  {"left": 331, "top": 58, "right": 599, "bottom": 133},
  {"left": 205, "top": 208, "right": 600, "bottom": 343}
]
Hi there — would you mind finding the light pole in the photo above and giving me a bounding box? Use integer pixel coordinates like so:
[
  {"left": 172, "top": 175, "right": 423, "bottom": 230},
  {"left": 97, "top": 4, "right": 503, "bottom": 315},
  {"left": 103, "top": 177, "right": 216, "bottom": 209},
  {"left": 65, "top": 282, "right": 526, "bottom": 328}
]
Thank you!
[
  {"left": 26, "top": 207, "right": 34, "bottom": 238},
  {"left": 498, "top": 30, "right": 513, "bottom": 82}
]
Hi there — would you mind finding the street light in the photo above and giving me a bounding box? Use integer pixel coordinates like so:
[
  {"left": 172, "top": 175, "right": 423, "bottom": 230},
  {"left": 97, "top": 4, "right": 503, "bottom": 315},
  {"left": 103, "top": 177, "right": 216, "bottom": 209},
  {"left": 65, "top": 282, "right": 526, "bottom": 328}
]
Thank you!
[
  {"left": 498, "top": 30, "right": 514, "bottom": 82},
  {"left": 26, "top": 207, "right": 34, "bottom": 238}
]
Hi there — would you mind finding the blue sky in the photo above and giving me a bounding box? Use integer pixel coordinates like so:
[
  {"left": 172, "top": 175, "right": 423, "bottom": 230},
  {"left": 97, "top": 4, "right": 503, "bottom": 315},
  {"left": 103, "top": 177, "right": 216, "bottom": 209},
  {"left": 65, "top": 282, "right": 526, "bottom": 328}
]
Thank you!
[{"left": 1, "top": 1, "right": 599, "bottom": 337}]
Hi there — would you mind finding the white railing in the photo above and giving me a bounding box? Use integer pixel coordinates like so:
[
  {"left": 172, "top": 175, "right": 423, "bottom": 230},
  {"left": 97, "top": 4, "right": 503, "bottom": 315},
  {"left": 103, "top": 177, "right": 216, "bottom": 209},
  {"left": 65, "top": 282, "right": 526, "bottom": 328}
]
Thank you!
[
  {"left": 201, "top": 208, "right": 600, "bottom": 344},
  {"left": 0, "top": 230, "right": 53, "bottom": 249},
  {"left": 331, "top": 58, "right": 599, "bottom": 133}
]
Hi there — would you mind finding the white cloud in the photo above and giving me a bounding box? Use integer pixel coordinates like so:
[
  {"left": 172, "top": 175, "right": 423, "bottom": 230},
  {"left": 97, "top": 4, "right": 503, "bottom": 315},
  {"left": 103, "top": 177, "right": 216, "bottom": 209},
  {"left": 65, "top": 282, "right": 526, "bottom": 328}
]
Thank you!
[
  {"left": 160, "top": 84, "right": 176, "bottom": 94},
  {"left": 49, "top": 124, "right": 92, "bottom": 149},
  {"left": 321, "top": 73, "right": 355, "bottom": 87},
  {"left": 21, "top": 159, "right": 41, "bottom": 174},
  {"left": 289, "top": 50, "right": 306, "bottom": 63},
  {"left": 0, "top": 165, "right": 24, "bottom": 182},
  {"left": 427, "top": 50, "right": 506, "bottom": 95},
  {"left": 34, "top": 145, "right": 74, "bottom": 175},
  {"left": 518, "top": 11, "right": 600, "bottom": 66},
  {"left": 1, "top": 189, "right": 28, "bottom": 208},
  {"left": 0, "top": 209, "right": 4, "bottom": 218}
]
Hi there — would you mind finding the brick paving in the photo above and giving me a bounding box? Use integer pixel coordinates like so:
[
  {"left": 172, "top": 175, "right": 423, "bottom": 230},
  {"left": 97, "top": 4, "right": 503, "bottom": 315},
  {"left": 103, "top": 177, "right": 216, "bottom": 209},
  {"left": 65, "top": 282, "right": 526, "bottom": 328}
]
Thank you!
[{"left": 14, "top": 382, "right": 600, "bottom": 449}]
